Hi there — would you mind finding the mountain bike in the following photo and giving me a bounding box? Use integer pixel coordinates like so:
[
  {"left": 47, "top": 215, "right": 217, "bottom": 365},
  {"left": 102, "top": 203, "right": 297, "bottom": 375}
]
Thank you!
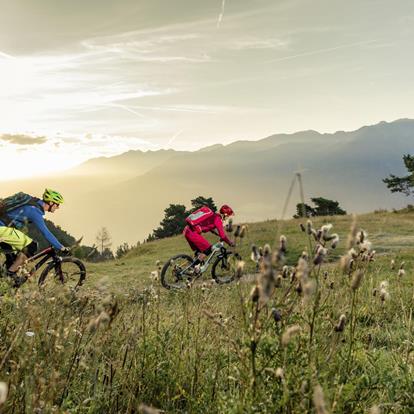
[
  {"left": 160, "top": 242, "right": 242, "bottom": 289},
  {"left": 0, "top": 246, "right": 86, "bottom": 290}
]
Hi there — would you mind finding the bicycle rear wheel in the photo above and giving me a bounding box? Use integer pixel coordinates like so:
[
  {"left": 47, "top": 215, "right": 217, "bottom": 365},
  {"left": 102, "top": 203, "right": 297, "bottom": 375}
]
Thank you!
[
  {"left": 211, "top": 252, "right": 242, "bottom": 284},
  {"left": 38, "top": 257, "right": 86, "bottom": 290},
  {"left": 161, "top": 254, "right": 195, "bottom": 289}
]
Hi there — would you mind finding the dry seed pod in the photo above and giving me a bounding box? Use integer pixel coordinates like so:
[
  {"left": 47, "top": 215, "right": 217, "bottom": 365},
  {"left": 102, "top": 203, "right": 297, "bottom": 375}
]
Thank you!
[
  {"left": 234, "top": 225, "right": 241, "bottom": 238},
  {"left": 281, "top": 325, "right": 300, "bottom": 346},
  {"left": 334, "top": 314, "right": 346, "bottom": 332},
  {"left": 351, "top": 269, "right": 364, "bottom": 290},
  {"left": 300, "top": 223, "right": 306, "bottom": 232},
  {"left": 313, "top": 385, "right": 328, "bottom": 414},
  {"left": 239, "top": 225, "right": 247, "bottom": 238}
]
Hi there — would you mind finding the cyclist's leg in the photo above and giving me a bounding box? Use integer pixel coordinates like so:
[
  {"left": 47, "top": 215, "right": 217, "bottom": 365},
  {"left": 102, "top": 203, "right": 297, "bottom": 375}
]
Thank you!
[
  {"left": 184, "top": 226, "right": 211, "bottom": 261},
  {"left": 0, "top": 227, "right": 34, "bottom": 272}
]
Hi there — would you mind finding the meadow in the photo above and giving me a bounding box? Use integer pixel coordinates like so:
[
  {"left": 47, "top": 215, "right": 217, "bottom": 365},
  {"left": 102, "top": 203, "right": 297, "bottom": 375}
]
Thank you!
[{"left": 0, "top": 210, "right": 413, "bottom": 413}]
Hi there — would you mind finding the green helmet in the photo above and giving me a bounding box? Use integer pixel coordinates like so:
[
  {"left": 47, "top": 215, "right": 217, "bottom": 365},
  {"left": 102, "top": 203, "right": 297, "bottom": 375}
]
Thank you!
[{"left": 43, "top": 188, "right": 64, "bottom": 204}]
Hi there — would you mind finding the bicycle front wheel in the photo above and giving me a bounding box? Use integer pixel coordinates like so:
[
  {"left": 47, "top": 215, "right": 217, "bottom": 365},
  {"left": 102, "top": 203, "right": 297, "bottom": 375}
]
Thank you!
[
  {"left": 161, "top": 254, "right": 195, "bottom": 289},
  {"left": 38, "top": 257, "right": 86, "bottom": 290},
  {"left": 211, "top": 252, "right": 242, "bottom": 284}
]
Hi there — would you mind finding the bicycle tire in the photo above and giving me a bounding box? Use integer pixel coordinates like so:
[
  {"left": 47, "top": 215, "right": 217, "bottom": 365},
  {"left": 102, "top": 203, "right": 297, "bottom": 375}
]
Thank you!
[
  {"left": 38, "top": 257, "right": 86, "bottom": 289},
  {"left": 211, "top": 252, "right": 242, "bottom": 284},
  {"left": 161, "top": 254, "right": 195, "bottom": 289}
]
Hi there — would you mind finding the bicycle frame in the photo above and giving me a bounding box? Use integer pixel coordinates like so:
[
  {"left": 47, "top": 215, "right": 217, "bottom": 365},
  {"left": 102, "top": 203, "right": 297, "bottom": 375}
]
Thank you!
[
  {"left": 179, "top": 242, "right": 227, "bottom": 277},
  {"left": 26, "top": 247, "right": 62, "bottom": 276}
]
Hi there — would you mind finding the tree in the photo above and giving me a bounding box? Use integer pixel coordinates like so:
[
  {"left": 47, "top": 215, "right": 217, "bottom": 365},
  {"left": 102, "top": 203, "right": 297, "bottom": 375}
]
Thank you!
[
  {"left": 152, "top": 204, "right": 188, "bottom": 239},
  {"left": 383, "top": 154, "right": 414, "bottom": 196},
  {"left": 116, "top": 242, "right": 131, "bottom": 259},
  {"left": 294, "top": 197, "right": 346, "bottom": 218},
  {"left": 294, "top": 203, "right": 315, "bottom": 218},
  {"left": 96, "top": 227, "right": 112, "bottom": 255},
  {"left": 311, "top": 197, "right": 346, "bottom": 216},
  {"left": 190, "top": 196, "right": 217, "bottom": 213}
]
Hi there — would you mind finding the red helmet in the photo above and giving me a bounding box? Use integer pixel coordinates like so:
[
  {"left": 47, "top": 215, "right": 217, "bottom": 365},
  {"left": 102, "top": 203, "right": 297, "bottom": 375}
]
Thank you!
[{"left": 219, "top": 204, "right": 234, "bottom": 217}]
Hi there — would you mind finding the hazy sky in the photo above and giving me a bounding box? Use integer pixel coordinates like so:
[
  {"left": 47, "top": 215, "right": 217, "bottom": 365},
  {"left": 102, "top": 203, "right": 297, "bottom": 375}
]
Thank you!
[{"left": 1, "top": 0, "right": 413, "bottom": 179}]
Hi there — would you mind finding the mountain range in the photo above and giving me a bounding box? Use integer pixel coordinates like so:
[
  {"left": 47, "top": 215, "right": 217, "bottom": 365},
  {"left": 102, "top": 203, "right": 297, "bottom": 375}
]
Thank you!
[{"left": 1, "top": 119, "right": 412, "bottom": 247}]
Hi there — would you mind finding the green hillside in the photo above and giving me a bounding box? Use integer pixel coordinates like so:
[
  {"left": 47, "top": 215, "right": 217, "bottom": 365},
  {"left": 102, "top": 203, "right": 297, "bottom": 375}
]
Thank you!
[
  {"left": 85, "top": 210, "right": 414, "bottom": 292},
  {"left": 0, "top": 210, "right": 413, "bottom": 413}
]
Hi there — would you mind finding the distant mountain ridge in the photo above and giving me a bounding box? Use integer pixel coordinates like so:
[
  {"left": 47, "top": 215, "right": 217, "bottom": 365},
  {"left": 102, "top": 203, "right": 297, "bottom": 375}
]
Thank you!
[{"left": 1, "top": 119, "right": 412, "bottom": 247}]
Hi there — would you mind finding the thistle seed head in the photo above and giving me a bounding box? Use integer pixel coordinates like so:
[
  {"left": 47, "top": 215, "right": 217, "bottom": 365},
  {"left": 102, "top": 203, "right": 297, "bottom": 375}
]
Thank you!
[
  {"left": 226, "top": 218, "right": 233, "bottom": 233},
  {"left": 313, "top": 385, "right": 328, "bottom": 414},
  {"left": 0, "top": 382, "right": 8, "bottom": 405},
  {"left": 239, "top": 225, "right": 247, "bottom": 238},
  {"left": 306, "top": 220, "right": 313, "bottom": 235},
  {"left": 334, "top": 314, "right": 346, "bottom": 332},
  {"left": 398, "top": 269, "right": 405, "bottom": 277},
  {"left": 351, "top": 269, "right": 364, "bottom": 290},
  {"left": 281, "top": 325, "right": 301, "bottom": 346},
  {"left": 380, "top": 288, "right": 390, "bottom": 302},
  {"left": 390, "top": 259, "right": 395, "bottom": 270},
  {"left": 251, "top": 245, "right": 260, "bottom": 263},
  {"left": 233, "top": 225, "right": 241, "bottom": 238}
]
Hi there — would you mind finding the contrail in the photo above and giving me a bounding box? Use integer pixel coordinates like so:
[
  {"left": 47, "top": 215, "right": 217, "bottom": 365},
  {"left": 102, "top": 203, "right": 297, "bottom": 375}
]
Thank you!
[
  {"left": 0, "top": 50, "right": 14, "bottom": 59},
  {"left": 267, "top": 39, "right": 377, "bottom": 63},
  {"left": 217, "top": 0, "right": 226, "bottom": 28},
  {"left": 165, "top": 129, "right": 184, "bottom": 149},
  {"left": 106, "top": 103, "right": 145, "bottom": 118}
]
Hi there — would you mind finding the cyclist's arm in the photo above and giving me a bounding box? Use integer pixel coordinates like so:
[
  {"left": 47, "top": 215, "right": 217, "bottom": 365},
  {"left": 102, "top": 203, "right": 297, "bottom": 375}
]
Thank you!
[
  {"left": 213, "top": 216, "right": 233, "bottom": 246},
  {"left": 29, "top": 207, "right": 64, "bottom": 250}
]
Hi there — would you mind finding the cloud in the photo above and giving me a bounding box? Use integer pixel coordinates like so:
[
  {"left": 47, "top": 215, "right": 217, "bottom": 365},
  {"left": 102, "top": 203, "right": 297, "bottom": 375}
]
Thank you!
[{"left": 0, "top": 134, "right": 47, "bottom": 145}]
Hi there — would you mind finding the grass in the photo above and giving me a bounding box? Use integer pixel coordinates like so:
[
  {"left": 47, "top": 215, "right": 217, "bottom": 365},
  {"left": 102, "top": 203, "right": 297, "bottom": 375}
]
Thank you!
[{"left": 0, "top": 210, "right": 413, "bottom": 413}]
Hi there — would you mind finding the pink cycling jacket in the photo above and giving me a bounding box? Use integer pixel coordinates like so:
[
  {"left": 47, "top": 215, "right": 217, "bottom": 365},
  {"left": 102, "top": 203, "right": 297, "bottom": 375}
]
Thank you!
[{"left": 196, "top": 213, "right": 233, "bottom": 246}]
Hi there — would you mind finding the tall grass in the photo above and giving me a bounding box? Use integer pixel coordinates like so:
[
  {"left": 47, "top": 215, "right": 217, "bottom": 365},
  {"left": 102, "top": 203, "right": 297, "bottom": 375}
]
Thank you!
[{"left": 0, "top": 213, "right": 413, "bottom": 413}]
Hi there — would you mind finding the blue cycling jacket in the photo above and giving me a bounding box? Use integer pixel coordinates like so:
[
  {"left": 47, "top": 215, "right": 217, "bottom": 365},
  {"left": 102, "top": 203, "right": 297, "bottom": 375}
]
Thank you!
[{"left": 0, "top": 200, "right": 63, "bottom": 250}]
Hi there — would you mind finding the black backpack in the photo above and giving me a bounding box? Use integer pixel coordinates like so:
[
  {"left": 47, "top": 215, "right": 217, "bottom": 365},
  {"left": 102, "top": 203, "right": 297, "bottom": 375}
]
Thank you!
[{"left": 0, "top": 192, "right": 42, "bottom": 227}]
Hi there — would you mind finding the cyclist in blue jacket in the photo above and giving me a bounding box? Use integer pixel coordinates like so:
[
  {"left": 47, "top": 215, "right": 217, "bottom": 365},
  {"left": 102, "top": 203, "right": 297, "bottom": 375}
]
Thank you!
[{"left": 0, "top": 188, "right": 68, "bottom": 285}]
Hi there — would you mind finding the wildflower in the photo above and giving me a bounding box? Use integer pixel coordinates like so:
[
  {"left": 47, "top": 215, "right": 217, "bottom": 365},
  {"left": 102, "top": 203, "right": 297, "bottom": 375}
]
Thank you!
[
  {"left": 281, "top": 325, "right": 300, "bottom": 346},
  {"left": 356, "top": 230, "right": 366, "bottom": 245},
  {"left": 0, "top": 382, "right": 8, "bottom": 405},
  {"left": 251, "top": 245, "right": 260, "bottom": 263},
  {"left": 351, "top": 270, "right": 364, "bottom": 291},
  {"left": 380, "top": 288, "right": 390, "bottom": 302},
  {"left": 274, "top": 274, "right": 283, "bottom": 288},
  {"left": 379, "top": 281, "right": 389, "bottom": 290},
  {"left": 369, "top": 405, "right": 381, "bottom": 414},
  {"left": 226, "top": 219, "right": 233, "bottom": 233},
  {"left": 334, "top": 314, "right": 346, "bottom": 332},
  {"left": 279, "top": 235, "right": 287, "bottom": 254},
  {"left": 313, "top": 385, "right": 328, "bottom": 414},
  {"left": 306, "top": 220, "right": 313, "bottom": 235},
  {"left": 239, "top": 225, "right": 247, "bottom": 238},
  {"left": 234, "top": 225, "right": 241, "bottom": 238},
  {"left": 321, "top": 224, "right": 333, "bottom": 240},
  {"left": 275, "top": 367, "right": 284, "bottom": 380},
  {"left": 236, "top": 261, "right": 245, "bottom": 279},
  {"left": 138, "top": 403, "right": 162, "bottom": 414},
  {"left": 313, "top": 245, "right": 327, "bottom": 265},
  {"left": 250, "top": 285, "right": 260, "bottom": 302},
  {"left": 398, "top": 269, "right": 405, "bottom": 277},
  {"left": 263, "top": 244, "right": 272, "bottom": 257}
]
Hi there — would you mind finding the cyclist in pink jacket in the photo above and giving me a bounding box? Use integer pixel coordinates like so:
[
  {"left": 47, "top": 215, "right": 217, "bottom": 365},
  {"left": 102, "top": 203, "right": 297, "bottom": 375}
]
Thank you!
[{"left": 183, "top": 204, "right": 235, "bottom": 261}]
